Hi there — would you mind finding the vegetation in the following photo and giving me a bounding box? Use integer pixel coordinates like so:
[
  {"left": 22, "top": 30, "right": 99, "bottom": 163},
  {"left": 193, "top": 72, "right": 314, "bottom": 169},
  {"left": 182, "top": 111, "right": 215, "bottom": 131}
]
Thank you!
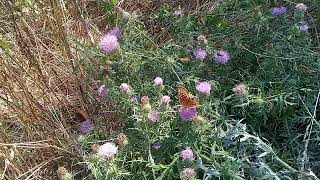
[{"left": 1, "top": 0, "right": 320, "bottom": 179}]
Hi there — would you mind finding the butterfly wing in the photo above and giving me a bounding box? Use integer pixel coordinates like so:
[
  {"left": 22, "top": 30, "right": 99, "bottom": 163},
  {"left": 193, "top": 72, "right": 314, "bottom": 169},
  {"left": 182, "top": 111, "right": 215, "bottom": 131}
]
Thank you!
[{"left": 178, "top": 86, "right": 199, "bottom": 108}]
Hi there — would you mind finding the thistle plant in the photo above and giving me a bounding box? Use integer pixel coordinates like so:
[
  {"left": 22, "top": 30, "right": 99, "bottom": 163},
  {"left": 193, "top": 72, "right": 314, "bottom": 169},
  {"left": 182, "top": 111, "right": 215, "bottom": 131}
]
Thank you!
[{"left": 75, "top": 1, "right": 320, "bottom": 179}]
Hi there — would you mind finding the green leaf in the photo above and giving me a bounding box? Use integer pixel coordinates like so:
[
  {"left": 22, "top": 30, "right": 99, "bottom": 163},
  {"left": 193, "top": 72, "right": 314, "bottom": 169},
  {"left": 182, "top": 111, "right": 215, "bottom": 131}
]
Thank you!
[
  {"left": 217, "top": 20, "right": 228, "bottom": 30},
  {"left": 206, "top": 15, "right": 220, "bottom": 27},
  {"left": 111, "top": 0, "right": 118, "bottom": 6}
]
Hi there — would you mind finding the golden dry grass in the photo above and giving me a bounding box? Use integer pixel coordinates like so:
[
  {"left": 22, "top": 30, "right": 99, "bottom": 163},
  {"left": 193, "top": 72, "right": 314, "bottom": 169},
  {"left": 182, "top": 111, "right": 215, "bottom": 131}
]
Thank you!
[{"left": 0, "top": 0, "right": 121, "bottom": 179}]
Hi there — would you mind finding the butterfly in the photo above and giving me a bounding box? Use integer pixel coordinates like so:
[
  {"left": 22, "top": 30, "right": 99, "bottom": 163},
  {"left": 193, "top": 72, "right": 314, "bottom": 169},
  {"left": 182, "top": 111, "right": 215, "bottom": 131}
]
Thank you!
[{"left": 178, "top": 86, "right": 199, "bottom": 108}]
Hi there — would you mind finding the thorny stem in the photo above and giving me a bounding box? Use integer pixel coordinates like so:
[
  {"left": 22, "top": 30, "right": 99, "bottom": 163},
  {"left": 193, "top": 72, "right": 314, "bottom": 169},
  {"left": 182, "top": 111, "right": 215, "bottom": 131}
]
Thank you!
[{"left": 148, "top": 142, "right": 157, "bottom": 180}]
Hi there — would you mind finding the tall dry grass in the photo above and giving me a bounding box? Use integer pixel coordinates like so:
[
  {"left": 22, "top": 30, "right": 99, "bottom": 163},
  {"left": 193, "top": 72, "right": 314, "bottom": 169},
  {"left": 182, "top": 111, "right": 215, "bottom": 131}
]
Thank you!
[{"left": 0, "top": 0, "right": 120, "bottom": 179}]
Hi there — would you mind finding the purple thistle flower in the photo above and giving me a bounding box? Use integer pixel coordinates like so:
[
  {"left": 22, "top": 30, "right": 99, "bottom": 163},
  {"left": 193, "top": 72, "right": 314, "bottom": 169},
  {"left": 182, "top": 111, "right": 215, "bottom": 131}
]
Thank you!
[
  {"left": 299, "top": 24, "right": 309, "bottom": 32},
  {"left": 214, "top": 50, "right": 231, "bottom": 64},
  {"left": 141, "top": 96, "right": 150, "bottom": 105},
  {"left": 233, "top": 83, "right": 248, "bottom": 96},
  {"left": 130, "top": 96, "right": 138, "bottom": 103},
  {"left": 154, "top": 77, "right": 163, "bottom": 86},
  {"left": 80, "top": 119, "right": 93, "bottom": 134},
  {"left": 295, "top": 3, "right": 307, "bottom": 12},
  {"left": 120, "top": 83, "right": 131, "bottom": 95},
  {"left": 180, "top": 148, "right": 194, "bottom": 160},
  {"left": 174, "top": 9, "right": 183, "bottom": 16},
  {"left": 148, "top": 111, "right": 161, "bottom": 123},
  {"left": 161, "top": 96, "right": 171, "bottom": 104},
  {"left": 107, "top": 27, "right": 122, "bottom": 39},
  {"left": 100, "top": 34, "right": 119, "bottom": 53},
  {"left": 272, "top": 6, "right": 287, "bottom": 17},
  {"left": 117, "top": 133, "right": 128, "bottom": 146},
  {"left": 98, "top": 85, "right": 109, "bottom": 97},
  {"left": 160, "top": 95, "right": 171, "bottom": 111},
  {"left": 197, "top": 35, "right": 208, "bottom": 44},
  {"left": 196, "top": 81, "right": 211, "bottom": 96},
  {"left": 193, "top": 49, "right": 207, "bottom": 60},
  {"left": 179, "top": 107, "right": 198, "bottom": 121},
  {"left": 153, "top": 143, "right": 161, "bottom": 150},
  {"left": 97, "top": 142, "right": 118, "bottom": 159},
  {"left": 180, "top": 168, "right": 196, "bottom": 180}
]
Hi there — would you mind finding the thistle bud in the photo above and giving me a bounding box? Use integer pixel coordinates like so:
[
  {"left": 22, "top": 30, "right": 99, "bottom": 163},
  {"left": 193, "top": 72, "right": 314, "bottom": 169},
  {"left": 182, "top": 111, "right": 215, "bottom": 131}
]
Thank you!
[
  {"left": 141, "top": 96, "right": 151, "bottom": 113},
  {"left": 57, "top": 167, "right": 73, "bottom": 180},
  {"left": 120, "top": 83, "right": 131, "bottom": 95},
  {"left": 160, "top": 96, "right": 171, "bottom": 111},
  {"left": 142, "top": 103, "right": 152, "bottom": 113},
  {"left": 197, "top": 35, "right": 208, "bottom": 44},
  {"left": 232, "top": 83, "right": 248, "bottom": 96},
  {"left": 195, "top": 115, "right": 206, "bottom": 125},
  {"left": 154, "top": 77, "right": 164, "bottom": 91},
  {"left": 91, "top": 144, "right": 101, "bottom": 153},
  {"left": 117, "top": 133, "right": 128, "bottom": 146},
  {"left": 295, "top": 3, "right": 307, "bottom": 12},
  {"left": 180, "top": 168, "right": 196, "bottom": 180}
]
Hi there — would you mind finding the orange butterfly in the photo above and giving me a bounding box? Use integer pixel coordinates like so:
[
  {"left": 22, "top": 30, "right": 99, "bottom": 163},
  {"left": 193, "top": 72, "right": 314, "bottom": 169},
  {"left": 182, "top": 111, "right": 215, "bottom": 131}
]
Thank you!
[{"left": 178, "top": 86, "right": 199, "bottom": 108}]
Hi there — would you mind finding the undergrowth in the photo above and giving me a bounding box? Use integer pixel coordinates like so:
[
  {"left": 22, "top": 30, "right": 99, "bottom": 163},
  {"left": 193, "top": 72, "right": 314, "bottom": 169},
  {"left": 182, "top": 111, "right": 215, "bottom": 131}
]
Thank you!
[
  {"left": 72, "top": 0, "right": 320, "bottom": 180},
  {"left": 1, "top": 0, "right": 320, "bottom": 179}
]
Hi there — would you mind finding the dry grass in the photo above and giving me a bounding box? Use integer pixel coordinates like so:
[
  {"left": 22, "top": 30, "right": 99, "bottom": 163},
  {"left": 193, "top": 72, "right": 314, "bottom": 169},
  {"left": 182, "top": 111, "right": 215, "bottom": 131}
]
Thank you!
[
  {"left": 0, "top": 0, "right": 121, "bottom": 179},
  {"left": 0, "top": 0, "right": 220, "bottom": 179}
]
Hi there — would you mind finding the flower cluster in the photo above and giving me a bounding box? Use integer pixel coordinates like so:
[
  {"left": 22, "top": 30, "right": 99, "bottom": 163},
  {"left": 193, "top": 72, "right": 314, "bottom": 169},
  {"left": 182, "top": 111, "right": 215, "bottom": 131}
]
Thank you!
[
  {"left": 192, "top": 48, "right": 231, "bottom": 64},
  {"left": 272, "top": 3, "right": 308, "bottom": 16},
  {"left": 299, "top": 24, "right": 309, "bottom": 32},
  {"left": 57, "top": 167, "right": 73, "bottom": 180},
  {"left": 180, "top": 148, "right": 196, "bottom": 178},
  {"left": 84, "top": 3, "right": 313, "bottom": 178}
]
